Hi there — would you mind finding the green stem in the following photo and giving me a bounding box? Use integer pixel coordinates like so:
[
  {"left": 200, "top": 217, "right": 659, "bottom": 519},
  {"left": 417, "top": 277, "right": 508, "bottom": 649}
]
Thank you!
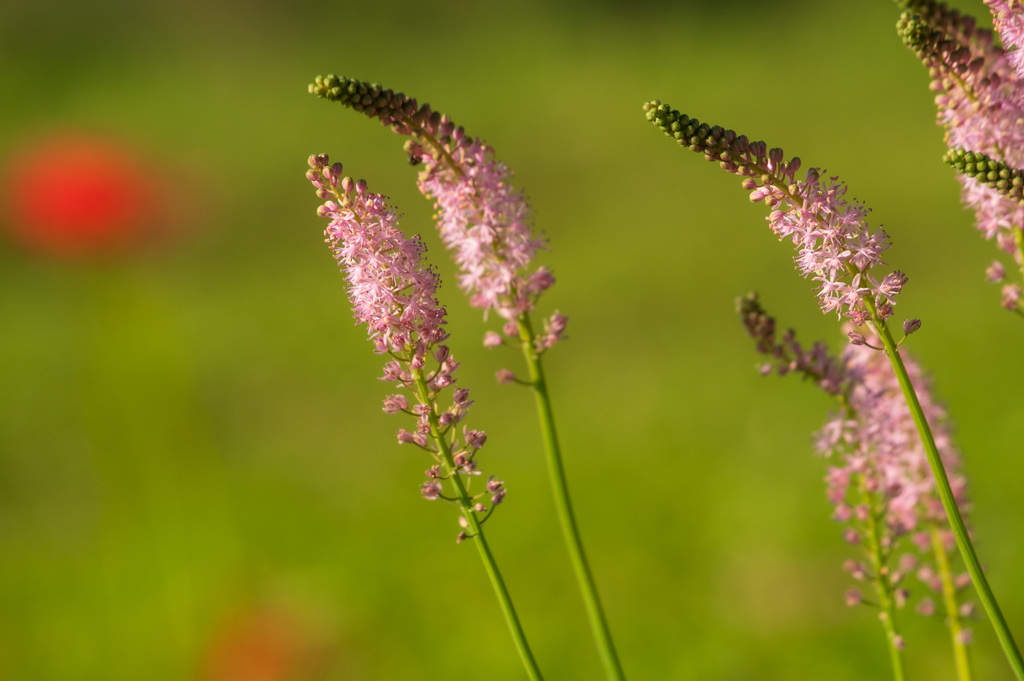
[
  {"left": 866, "top": 304, "right": 1024, "bottom": 681},
  {"left": 516, "top": 314, "right": 627, "bottom": 681},
  {"left": 931, "top": 524, "right": 973, "bottom": 681},
  {"left": 411, "top": 368, "right": 545, "bottom": 681},
  {"left": 860, "top": 480, "right": 906, "bottom": 681}
]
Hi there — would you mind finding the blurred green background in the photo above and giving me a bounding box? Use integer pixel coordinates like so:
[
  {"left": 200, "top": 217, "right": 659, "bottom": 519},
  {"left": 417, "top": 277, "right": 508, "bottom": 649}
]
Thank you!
[{"left": 1, "top": 0, "right": 1022, "bottom": 679}]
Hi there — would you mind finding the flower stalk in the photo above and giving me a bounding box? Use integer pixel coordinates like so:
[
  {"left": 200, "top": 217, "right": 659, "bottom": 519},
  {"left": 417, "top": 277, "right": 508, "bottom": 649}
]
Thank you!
[
  {"left": 306, "top": 155, "right": 545, "bottom": 680},
  {"left": 865, "top": 301, "right": 1023, "bottom": 681},
  {"left": 516, "top": 314, "right": 626, "bottom": 681},
  {"left": 931, "top": 524, "right": 974, "bottom": 681},
  {"left": 860, "top": 480, "right": 907, "bottom": 681},
  {"left": 411, "top": 366, "right": 545, "bottom": 681},
  {"left": 311, "top": 75, "right": 625, "bottom": 680},
  {"left": 648, "top": 97, "right": 1023, "bottom": 676}
]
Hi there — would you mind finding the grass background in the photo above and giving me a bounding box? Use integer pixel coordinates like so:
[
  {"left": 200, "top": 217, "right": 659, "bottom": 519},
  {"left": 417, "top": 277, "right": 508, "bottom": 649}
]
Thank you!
[{"left": 1, "top": 0, "right": 1022, "bottom": 679}]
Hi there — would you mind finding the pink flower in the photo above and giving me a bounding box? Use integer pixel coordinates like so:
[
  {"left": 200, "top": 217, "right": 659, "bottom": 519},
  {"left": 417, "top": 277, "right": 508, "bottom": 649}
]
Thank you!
[
  {"left": 308, "top": 75, "right": 567, "bottom": 350},
  {"left": 307, "top": 153, "right": 505, "bottom": 517},
  {"left": 648, "top": 104, "right": 905, "bottom": 322},
  {"left": 900, "top": 10, "right": 1024, "bottom": 307},
  {"left": 415, "top": 136, "right": 548, "bottom": 321},
  {"left": 739, "top": 298, "right": 971, "bottom": 609},
  {"left": 987, "top": 1, "right": 1024, "bottom": 83}
]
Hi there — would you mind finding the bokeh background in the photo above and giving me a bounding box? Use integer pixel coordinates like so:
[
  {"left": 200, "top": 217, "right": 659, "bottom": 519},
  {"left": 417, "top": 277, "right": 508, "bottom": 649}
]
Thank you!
[{"left": 1, "top": 0, "right": 1022, "bottom": 679}]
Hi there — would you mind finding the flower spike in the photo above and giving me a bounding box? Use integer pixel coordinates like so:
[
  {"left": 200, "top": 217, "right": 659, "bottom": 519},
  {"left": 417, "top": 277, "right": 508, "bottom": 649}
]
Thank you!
[
  {"left": 738, "top": 296, "right": 976, "bottom": 672},
  {"left": 646, "top": 100, "right": 903, "bottom": 322},
  {"left": 310, "top": 74, "right": 559, "bottom": 336},
  {"left": 305, "top": 152, "right": 545, "bottom": 680},
  {"left": 897, "top": 4, "right": 1024, "bottom": 315}
]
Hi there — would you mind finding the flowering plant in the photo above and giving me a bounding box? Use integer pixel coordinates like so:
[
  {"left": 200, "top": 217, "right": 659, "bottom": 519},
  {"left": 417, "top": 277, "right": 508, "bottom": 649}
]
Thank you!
[{"left": 299, "top": 2, "right": 1024, "bottom": 679}]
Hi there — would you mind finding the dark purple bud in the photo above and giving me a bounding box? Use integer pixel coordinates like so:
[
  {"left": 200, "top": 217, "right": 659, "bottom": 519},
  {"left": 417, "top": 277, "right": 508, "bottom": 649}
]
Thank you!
[
  {"left": 456, "top": 532, "right": 468, "bottom": 544},
  {"left": 530, "top": 268, "right": 556, "bottom": 293},
  {"left": 355, "top": 179, "right": 367, "bottom": 195},
  {"left": 464, "top": 428, "right": 487, "bottom": 449},
  {"left": 453, "top": 388, "right": 470, "bottom": 405},
  {"left": 327, "top": 162, "right": 343, "bottom": 187},
  {"left": 903, "top": 318, "right": 921, "bottom": 335},
  {"left": 486, "top": 476, "right": 504, "bottom": 493},
  {"left": 420, "top": 481, "right": 442, "bottom": 500},
  {"left": 848, "top": 331, "right": 867, "bottom": 345}
]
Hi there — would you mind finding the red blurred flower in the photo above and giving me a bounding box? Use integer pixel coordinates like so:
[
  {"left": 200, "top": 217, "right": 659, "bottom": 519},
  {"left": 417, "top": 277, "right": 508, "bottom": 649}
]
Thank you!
[
  {"left": 2, "top": 133, "right": 159, "bottom": 256},
  {"left": 200, "top": 607, "right": 334, "bottom": 681}
]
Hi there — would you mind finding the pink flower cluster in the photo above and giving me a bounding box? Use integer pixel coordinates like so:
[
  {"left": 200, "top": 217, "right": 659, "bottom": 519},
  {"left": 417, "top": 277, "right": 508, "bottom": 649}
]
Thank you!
[
  {"left": 818, "top": 338, "right": 968, "bottom": 538},
  {"left": 307, "top": 153, "right": 506, "bottom": 525},
  {"left": 411, "top": 129, "right": 552, "bottom": 322},
  {"left": 987, "top": 0, "right": 1024, "bottom": 82},
  {"left": 759, "top": 170, "right": 900, "bottom": 321},
  {"left": 644, "top": 102, "right": 906, "bottom": 322},
  {"left": 900, "top": 7, "right": 1024, "bottom": 306},
  {"left": 819, "top": 334, "right": 974, "bottom": 629},
  {"left": 307, "top": 75, "right": 567, "bottom": 351},
  {"left": 738, "top": 295, "right": 974, "bottom": 630}
]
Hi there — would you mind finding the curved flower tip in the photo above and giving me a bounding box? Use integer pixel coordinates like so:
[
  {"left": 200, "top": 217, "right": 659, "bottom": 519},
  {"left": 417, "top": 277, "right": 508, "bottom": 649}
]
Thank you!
[
  {"left": 312, "top": 75, "right": 560, "bottom": 327},
  {"left": 651, "top": 103, "right": 905, "bottom": 322}
]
